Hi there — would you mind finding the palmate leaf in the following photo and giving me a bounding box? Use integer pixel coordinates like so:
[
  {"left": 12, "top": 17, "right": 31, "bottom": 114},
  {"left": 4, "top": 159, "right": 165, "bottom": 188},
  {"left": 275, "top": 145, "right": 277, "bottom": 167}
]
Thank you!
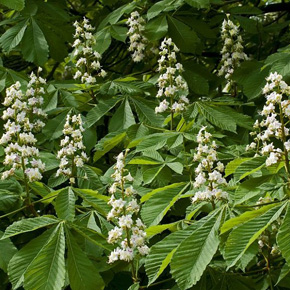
[
  {"left": 93, "top": 131, "right": 126, "bottom": 161},
  {"left": 2, "top": 216, "right": 59, "bottom": 239},
  {"left": 55, "top": 187, "right": 76, "bottom": 221},
  {"left": 109, "top": 98, "right": 136, "bottom": 132},
  {"left": 141, "top": 182, "right": 188, "bottom": 226},
  {"left": 277, "top": 202, "right": 290, "bottom": 266},
  {"left": 170, "top": 208, "right": 224, "bottom": 290},
  {"left": 145, "top": 215, "right": 209, "bottom": 285},
  {"left": 23, "top": 224, "right": 66, "bottom": 290},
  {"left": 21, "top": 18, "right": 49, "bottom": 65},
  {"left": 224, "top": 202, "right": 287, "bottom": 268},
  {"left": 65, "top": 227, "right": 105, "bottom": 290},
  {"left": 168, "top": 16, "right": 201, "bottom": 54},
  {"left": 8, "top": 228, "right": 55, "bottom": 289},
  {"left": 86, "top": 98, "right": 121, "bottom": 128},
  {"left": 197, "top": 102, "right": 237, "bottom": 132},
  {"left": 130, "top": 96, "right": 164, "bottom": 127},
  {"left": 0, "top": 19, "right": 28, "bottom": 52}
]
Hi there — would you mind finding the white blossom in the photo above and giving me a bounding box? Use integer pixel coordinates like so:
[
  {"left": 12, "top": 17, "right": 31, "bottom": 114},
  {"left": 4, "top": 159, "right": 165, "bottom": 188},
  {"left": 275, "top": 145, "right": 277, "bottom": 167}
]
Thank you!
[
  {"left": 155, "top": 38, "right": 189, "bottom": 114},
  {"left": 56, "top": 114, "right": 88, "bottom": 184},
  {"left": 71, "top": 17, "right": 106, "bottom": 84},
  {"left": 248, "top": 72, "right": 290, "bottom": 167},
  {"left": 127, "top": 11, "right": 147, "bottom": 62},
  {"left": 192, "top": 127, "right": 228, "bottom": 204},
  {"left": 218, "top": 17, "right": 248, "bottom": 91},
  {"left": 0, "top": 70, "right": 46, "bottom": 181},
  {"left": 107, "top": 150, "right": 149, "bottom": 264}
]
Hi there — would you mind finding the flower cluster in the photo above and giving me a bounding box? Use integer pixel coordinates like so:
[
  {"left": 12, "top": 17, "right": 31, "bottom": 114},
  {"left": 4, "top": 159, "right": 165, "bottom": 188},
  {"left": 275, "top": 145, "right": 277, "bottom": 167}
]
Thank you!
[
  {"left": 56, "top": 114, "right": 88, "bottom": 185},
  {"left": 127, "top": 11, "right": 147, "bottom": 62},
  {"left": 0, "top": 69, "right": 46, "bottom": 182},
  {"left": 218, "top": 18, "right": 248, "bottom": 89},
  {"left": 192, "top": 127, "right": 228, "bottom": 203},
  {"left": 246, "top": 72, "right": 290, "bottom": 167},
  {"left": 155, "top": 38, "right": 189, "bottom": 114},
  {"left": 107, "top": 150, "right": 149, "bottom": 264},
  {"left": 72, "top": 17, "right": 106, "bottom": 84}
]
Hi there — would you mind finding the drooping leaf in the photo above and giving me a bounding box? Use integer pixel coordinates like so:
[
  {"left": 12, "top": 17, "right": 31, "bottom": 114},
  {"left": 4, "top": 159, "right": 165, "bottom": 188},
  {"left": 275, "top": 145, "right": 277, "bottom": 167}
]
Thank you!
[
  {"left": 167, "top": 16, "right": 201, "bottom": 54},
  {"left": 8, "top": 228, "right": 55, "bottom": 289},
  {"left": 21, "top": 18, "right": 49, "bottom": 65},
  {"left": 145, "top": 216, "right": 209, "bottom": 284},
  {"left": 65, "top": 227, "right": 105, "bottom": 290},
  {"left": 109, "top": 99, "right": 135, "bottom": 132},
  {"left": 0, "top": 20, "right": 28, "bottom": 52},
  {"left": 141, "top": 183, "right": 188, "bottom": 226},
  {"left": 170, "top": 209, "right": 223, "bottom": 289},
  {"left": 224, "top": 202, "right": 286, "bottom": 268},
  {"left": 2, "top": 216, "right": 59, "bottom": 239},
  {"left": 24, "top": 224, "right": 66, "bottom": 290}
]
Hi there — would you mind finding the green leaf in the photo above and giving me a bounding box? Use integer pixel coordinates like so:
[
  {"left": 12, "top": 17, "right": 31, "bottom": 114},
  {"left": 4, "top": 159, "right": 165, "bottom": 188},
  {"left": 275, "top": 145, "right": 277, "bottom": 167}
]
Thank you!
[
  {"left": 109, "top": 99, "right": 135, "bottom": 132},
  {"left": 234, "top": 156, "right": 266, "bottom": 180},
  {"left": 2, "top": 216, "right": 59, "bottom": 239},
  {"left": 127, "top": 283, "right": 140, "bottom": 290},
  {"left": 0, "top": 231, "right": 17, "bottom": 273},
  {"left": 8, "top": 227, "right": 55, "bottom": 289},
  {"left": 147, "top": 0, "right": 182, "bottom": 20},
  {"left": 86, "top": 98, "right": 120, "bottom": 128},
  {"left": 183, "top": 69, "right": 209, "bottom": 95},
  {"left": 0, "top": 0, "right": 25, "bottom": 10},
  {"left": 74, "top": 188, "right": 110, "bottom": 216},
  {"left": 197, "top": 102, "right": 237, "bottom": 132},
  {"left": 110, "top": 24, "right": 128, "bottom": 42},
  {"left": 94, "top": 27, "right": 111, "bottom": 54},
  {"left": 0, "top": 20, "right": 28, "bottom": 52},
  {"left": 55, "top": 187, "right": 76, "bottom": 221},
  {"left": 221, "top": 203, "right": 277, "bottom": 234},
  {"left": 234, "top": 175, "right": 272, "bottom": 205},
  {"left": 128, "top": 156, "right": 162, "bottom": 165},
  {"left": 141, "top": 183, "right": 188, "bottom": 226},
  {"left": 184, "top": 0, "right": 210, "bottom": 9},
  {"left": 224, "top": 202, "right": 286, "bottom": 268},
  {"left": 167, "top": 162, "right": 183, "bottom": 174},
  {"left": 77, "top": 166, "right": 103, "bottom": 190},
  {"left": 24, "top": 224, "right": 66, "bottom": 290},
  {"left": 130, "top": 96, "right": 164, "bottom": 127},
  {"left": 277, "top": 203, "right": 290, "bottom": 266},
  {"left": 167, "top": 16, "right": 201, "bottom": 54},
  {"left": 233, "top": 61, "right": 270, "bottom": 100},
  {"left": 98, "top": 2, "right": 137, "bottom": 29},
  {"left": 0, "top": 190, "right": 19, "bottom": 211},
  {"left": 93, "top": 131, "right": 126, "bottom": 161},
  {"left": 136, "top": 132, "right": 175, "bottom": 152},
  {"left": 170, "top": 209, "right": 223, "bottom": 289},
  {"left": 145, "top": 217, "right": 208, "bottom": 285},
  {"left": 143, "top": 165, "right": 165, "bottom": 185},
  {"left": 145, "top": 15, "right": 168, "bottom": 41},
  {"left": 146, "top": 221, "right": 179, "bottom": 238},
  {"left": 225, "top": 158, "right": 251, "bottom": 177},
  {"left": 65, "top": 227, "right": 105, "bottom": 290},
  {"left": 21, "top": 18, "right": 49, "bottom": 65}
]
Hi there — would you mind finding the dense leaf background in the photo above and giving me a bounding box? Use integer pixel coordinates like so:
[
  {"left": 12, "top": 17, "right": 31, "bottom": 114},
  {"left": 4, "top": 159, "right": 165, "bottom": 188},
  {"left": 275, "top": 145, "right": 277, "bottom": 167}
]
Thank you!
[{"left": 1, "top": 0, "right": 290, "bottom": 289}]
